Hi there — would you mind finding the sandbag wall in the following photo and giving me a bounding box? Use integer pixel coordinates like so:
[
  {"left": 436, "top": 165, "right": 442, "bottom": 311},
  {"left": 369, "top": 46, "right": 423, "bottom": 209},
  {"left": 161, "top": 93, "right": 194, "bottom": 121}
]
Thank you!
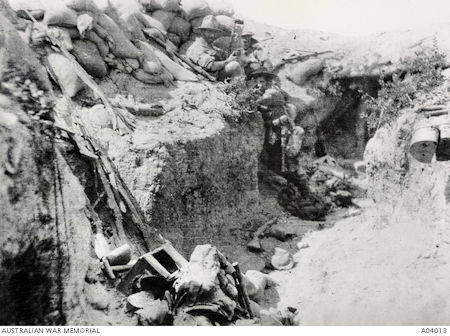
[
  {"left": 138, "top": 0, "right": 235, "bottom": 53},
  {"left": 8, "top": 0, "right": 232, "bottom": 92}
]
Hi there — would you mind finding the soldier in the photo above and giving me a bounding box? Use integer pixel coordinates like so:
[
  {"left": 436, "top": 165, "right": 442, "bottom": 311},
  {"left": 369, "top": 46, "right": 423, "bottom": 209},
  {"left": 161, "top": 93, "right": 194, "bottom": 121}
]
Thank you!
[
  {"left": 186, "top": 16, "right": 242, "bottom": 81},
  {"left": 240, "top": 32, "right": 272, "bottom": 76},
  {"left": 248, "top": 67, "right": 303, "bottom": 173}
]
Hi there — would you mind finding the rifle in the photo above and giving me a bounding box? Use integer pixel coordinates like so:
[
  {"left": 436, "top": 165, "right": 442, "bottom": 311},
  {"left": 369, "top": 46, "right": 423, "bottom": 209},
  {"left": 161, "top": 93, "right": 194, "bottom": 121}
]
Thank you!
[
  {"left": 229, "top": 19, "right": 244, "bottom": 56},
  {"left": 273, "top": 50, "right": 333, "bottom": 72}
]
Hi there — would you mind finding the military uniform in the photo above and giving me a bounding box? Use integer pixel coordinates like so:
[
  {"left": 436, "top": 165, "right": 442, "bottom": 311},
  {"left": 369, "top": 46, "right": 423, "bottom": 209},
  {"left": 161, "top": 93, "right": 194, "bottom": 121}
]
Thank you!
[
  {"left": 186, "top": 17, "right": 242, "bottom": 80},
  {"left": 186, "top": 36, "right": 221, "bottom": 72}
]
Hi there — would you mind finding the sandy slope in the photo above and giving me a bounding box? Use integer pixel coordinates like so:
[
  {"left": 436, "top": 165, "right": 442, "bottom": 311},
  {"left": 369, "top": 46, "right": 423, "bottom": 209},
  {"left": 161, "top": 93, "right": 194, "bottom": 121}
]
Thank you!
[{"left": 272, "top": 202, "right": 450, "bottom": 325}]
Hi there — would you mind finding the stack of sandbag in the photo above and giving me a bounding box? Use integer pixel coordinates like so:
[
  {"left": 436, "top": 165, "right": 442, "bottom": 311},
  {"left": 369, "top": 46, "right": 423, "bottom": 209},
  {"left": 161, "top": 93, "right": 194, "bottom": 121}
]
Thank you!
[
  {"left": 137, "top": 0, "right": 190, "bottom": 49},
  {"left": 138, "top": 40, "right": 198, "bottom": 82}
]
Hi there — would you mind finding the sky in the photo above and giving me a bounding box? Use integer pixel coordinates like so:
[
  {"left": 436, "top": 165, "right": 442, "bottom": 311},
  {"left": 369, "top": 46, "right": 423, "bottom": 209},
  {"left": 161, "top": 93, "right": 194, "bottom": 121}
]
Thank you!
[{"left": 228, "top": 0, "right": 450, "bottom": 36}]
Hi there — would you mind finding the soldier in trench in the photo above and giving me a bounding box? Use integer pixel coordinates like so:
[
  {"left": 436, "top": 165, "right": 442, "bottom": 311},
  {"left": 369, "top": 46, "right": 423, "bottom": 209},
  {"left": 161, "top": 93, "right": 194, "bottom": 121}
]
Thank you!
[
  {"left": 186, "top": 16, "right": 243, "bottom": 81},
  {"left": 240, "top": 32, "right": 273, "bottom": 76},
  {"left": 248, "top": 67, "right": 305, "bottom": 174}
]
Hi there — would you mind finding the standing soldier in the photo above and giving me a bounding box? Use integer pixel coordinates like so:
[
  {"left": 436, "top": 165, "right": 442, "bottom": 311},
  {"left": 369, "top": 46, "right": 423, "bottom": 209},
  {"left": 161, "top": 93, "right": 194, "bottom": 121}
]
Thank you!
[{"left": 248, "top": 67, "right": 303, "bottom": 173}]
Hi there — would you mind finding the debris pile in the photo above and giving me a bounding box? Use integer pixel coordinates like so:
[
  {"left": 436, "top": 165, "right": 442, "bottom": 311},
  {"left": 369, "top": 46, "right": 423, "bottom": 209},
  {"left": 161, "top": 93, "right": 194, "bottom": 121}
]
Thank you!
[{"left": 90, "top": 239, "right": 288, "bottom": 326}]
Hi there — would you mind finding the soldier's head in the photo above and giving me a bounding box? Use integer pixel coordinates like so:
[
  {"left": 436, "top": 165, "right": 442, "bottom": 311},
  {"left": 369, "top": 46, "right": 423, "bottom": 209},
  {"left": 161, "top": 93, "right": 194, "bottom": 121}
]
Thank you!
[
  {"left": 195, "top": 16, "right": 228, "bottom": 44},
  {"left": 242, "top": 32, "right": 257, "bottom": 51},
  {"left": 199, "top": 29, "right": 223, "bottom": 44},
  {"left": 248, "top": 68, "right": 277, "bottom": 93}
]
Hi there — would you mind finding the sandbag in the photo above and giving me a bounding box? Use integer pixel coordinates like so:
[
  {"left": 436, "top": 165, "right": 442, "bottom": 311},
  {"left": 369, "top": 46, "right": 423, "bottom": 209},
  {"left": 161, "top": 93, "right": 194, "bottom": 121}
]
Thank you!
[
  {"left": 97, "top": 14, "right": 143, "bottom": 59},
  {"left": 168, "top": 16, "right": 191, "bottom": 42},
  {"left": 178, "top": 38, "right": 195, "bottom": 55},
  {"left": 287, "top": 59, "right": 325, "bottom": 86},
  {"left": 138, "top": 13, "right": 167, "bottom": 34},
  {"left": 151, "top": 10, "right": 176, "bottom": 30},
  {"left": 139, "top": 0, "right": 181, "bottom": 12},
  {"left": 142, "top": 61, "right": 162, "bottom": 74},
  {"left": 71, "top": 40, "right": 108, "bottom": 78},
  {"left": 189, "top": 16, "right": 203, "bottom": 28},
  {"left": 206, "top": 0, "right": 233, "bottom": 16},
  {"left": 47, "top": 53, "right": 84, "bottom": 97},
  {"left": 166, "top": 32, "right": 181, "bottom": 47},
  {"left": 107, "top": 0, "right": 147, "bottom": 38},
  {"left": 132, "top": 69, "right": 163, "bottom": 84},
  {"left": 138, "top": 40, "right": 164, "bottom": 75},
  {"left": 181, "top": 0, "right": 211, "bottom": 20},
  {"left": 142, "top": 27, "right": 166, "bottom": 42},
  {"left": 149, "top": 43, "right": 198, "bottom": 81},
  {"left": 85, "top": 30, "right": 109, "bottom": 57},
  {"left": 120, "top": 13, "right": 146, "bottom": 40},
  {"left": 60, "top": 26, "right": 82, "bottom": 39},
  {"left": 47, "top": 26, "right": 74, "bottom": 51},
  {"left": 91, "top": 0, "right": 109, "bottom": 11},
  {"left": 43, "top": 3, "right": 79, "bottom": 27},
  {"left": 214, "top": 14, "right": 234, "bottom": 33},
  {"left": 80, "top": 104, "right": 113, "bottom": 129},
  {"left": 64, "top": 0, "right": 101, "bottom": 15},
  {"left": 138, "top": 41, "right": 163, "bottom": 66},
  {"left": 109, "top": 0, "right": 143, "bottom": 17}
]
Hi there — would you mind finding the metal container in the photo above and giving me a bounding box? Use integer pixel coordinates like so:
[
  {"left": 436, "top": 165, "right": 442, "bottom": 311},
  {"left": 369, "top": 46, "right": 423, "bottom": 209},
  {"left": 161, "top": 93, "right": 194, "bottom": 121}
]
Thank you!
[
  {"left": 409, "top": 126, "right": 439, "bottom": 163},
  {"left": 436, "top": 124, "right": 450, "bottom": 161}
]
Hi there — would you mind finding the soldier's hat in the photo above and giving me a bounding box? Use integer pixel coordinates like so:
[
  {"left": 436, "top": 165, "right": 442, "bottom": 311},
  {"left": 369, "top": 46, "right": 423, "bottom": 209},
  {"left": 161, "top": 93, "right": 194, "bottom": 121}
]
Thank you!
[
  {"left": 194, "top": 16, "right": 229, "bottom": 35},
  {"left": 247, "top": 67, "right": 277, "bottom": 80},
  {"left": 242, "top": 31, "right": 259, "bottom": 44}
]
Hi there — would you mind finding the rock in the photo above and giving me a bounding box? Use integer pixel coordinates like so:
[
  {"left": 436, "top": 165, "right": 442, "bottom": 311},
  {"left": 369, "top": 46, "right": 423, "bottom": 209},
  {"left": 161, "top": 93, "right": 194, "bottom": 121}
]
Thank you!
[
  {"left": 126, "top": 291, "right": 156, "bottom": 312},
  {"left": 271, "top": 247, "right": 294, "bottom": 271},
  {"left": 85, "top": 283, "right": 110, "bottom": 310},
  {"left": 136, "top": 299, "right": 169, "bottom": 326},
  {"left": 247, "top": 238, "right": 263, "bottom": 252},
  {"left": 269, "top": 226, "right": 294, "bottom": 242},
  {"left": 72, "top": 40, "right": 108, "bottom": 78}
]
